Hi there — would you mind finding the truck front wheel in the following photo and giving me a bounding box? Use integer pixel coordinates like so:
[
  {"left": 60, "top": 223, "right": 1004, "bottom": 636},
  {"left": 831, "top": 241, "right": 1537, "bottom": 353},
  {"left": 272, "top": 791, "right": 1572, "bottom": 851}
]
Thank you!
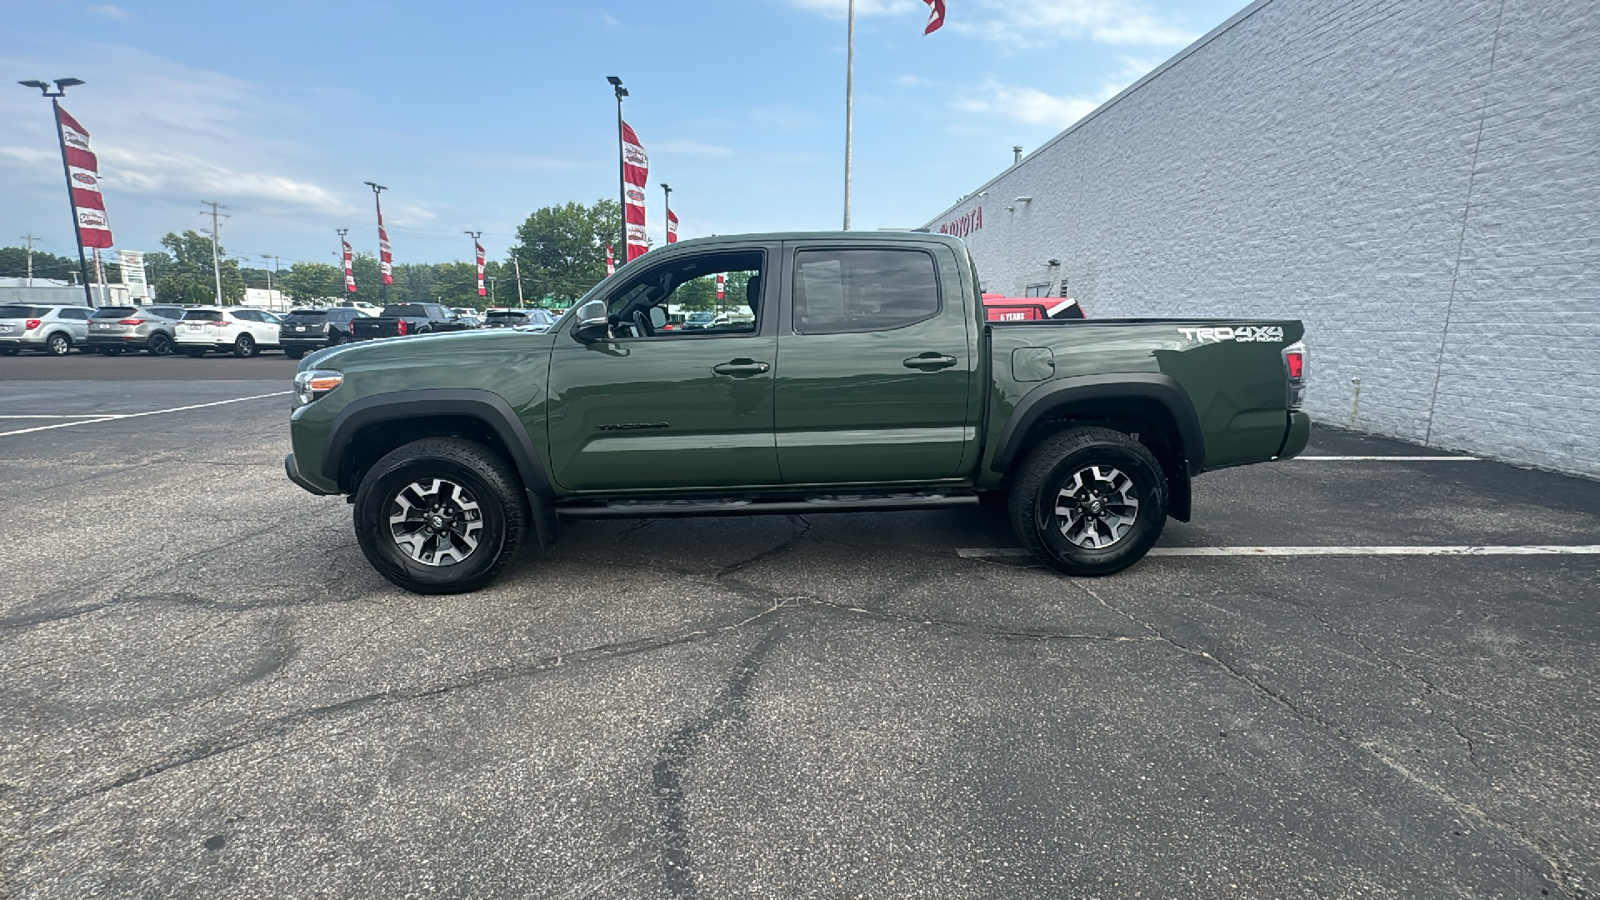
[
  {"left": 1008, "top": 427, "right": 1167, "bottom": 577},
  {"left": 353, "top": 437, "right": 528, "bottom": 594}
]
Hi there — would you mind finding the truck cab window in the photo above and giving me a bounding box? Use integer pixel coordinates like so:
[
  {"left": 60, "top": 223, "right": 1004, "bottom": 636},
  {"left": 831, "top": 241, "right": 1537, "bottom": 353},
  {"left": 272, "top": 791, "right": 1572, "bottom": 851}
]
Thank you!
[
  {"left": 604, "top": 249, "right": 764, "bottom": 339},
  {"left": 793, "top": 248, "right": 939, "bottom": 335}
]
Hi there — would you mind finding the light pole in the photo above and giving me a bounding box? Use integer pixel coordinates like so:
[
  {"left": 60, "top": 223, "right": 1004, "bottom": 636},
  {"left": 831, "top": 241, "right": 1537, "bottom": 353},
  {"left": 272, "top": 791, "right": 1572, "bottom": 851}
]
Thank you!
[
  {"left": 260, "top": 254, "right": 273, "bottom": 293},
  {"left": 661, "top": 183, "right": 672, "bottom": 243},
  {"left": 364, "top": 181, "right": 389, "bottom": 303},
  {"left": 486, "top": 275, "right": 497, "bottom": 307},
  {"left": 607, "top": 76, "right": 628, "bottom": 260},
  {"left": 843, "top": 0, "right": 855, "bottom": 230},
  {"left": 18, "top": 77, "right": 95, "bottom": 307}
]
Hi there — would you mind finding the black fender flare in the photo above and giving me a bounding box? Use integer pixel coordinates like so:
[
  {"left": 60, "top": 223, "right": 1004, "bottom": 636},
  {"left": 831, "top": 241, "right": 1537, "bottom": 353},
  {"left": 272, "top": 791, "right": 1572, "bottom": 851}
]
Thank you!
[
  {"left": 990, "top": 373, "right": 1205, "bottom": 478},
  {"left": 322, "top": 389, "right": 554, "bottom": 500}
]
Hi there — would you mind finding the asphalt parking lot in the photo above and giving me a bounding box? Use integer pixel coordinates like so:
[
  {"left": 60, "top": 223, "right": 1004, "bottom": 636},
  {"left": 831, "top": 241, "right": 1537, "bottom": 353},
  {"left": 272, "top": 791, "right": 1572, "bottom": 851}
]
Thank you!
[{"left": 2, "top": 358, "right": 1597, "bottom": 898}]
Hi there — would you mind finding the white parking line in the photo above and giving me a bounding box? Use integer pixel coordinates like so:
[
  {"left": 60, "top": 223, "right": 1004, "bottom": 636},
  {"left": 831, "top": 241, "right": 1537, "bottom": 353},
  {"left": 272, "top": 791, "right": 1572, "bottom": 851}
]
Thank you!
[
  {"left": 1290, "top": 455, "right": 1479, "bottom": 461},
  {"left": 957, "top": 545, "right": 1600, "bottom": 559},
  {"left": 0, "top": 391, "right": 291, "bottom": 437},
  {"left": 0, "top": 414, "right": 128, "bottom": 419}
]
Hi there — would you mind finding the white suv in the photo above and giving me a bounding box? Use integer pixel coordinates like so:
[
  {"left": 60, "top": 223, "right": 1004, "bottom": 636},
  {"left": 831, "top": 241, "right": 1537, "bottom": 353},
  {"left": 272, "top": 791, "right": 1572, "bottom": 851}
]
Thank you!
[{"left": 176, "top": 307, "right": 284, "bottom": 357}]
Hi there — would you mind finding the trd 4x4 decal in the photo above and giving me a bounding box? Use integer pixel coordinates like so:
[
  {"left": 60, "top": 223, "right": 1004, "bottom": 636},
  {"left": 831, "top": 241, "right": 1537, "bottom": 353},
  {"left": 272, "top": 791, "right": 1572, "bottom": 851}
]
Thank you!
[{"left": 1179, "top": 325, "right": 1284, "bottom": 344}]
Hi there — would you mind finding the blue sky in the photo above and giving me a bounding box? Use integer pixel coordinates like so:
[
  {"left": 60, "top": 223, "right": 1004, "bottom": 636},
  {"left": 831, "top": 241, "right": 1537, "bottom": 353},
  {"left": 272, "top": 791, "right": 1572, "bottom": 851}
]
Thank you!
[{"left": 2, "top": 0, "right": 1248, "bottom": 270}]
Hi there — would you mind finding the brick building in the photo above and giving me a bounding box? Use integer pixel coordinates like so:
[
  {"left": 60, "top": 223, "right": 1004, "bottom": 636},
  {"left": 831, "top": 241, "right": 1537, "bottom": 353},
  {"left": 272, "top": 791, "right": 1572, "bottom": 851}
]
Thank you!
[{"left": 925, "top": 0, "right": 1599, "bottom": 478}]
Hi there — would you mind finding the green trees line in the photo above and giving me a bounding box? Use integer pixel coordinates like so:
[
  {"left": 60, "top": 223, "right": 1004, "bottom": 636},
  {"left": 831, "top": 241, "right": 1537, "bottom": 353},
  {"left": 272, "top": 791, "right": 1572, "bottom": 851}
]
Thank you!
[{"left": 1, "top": 198, "right": 636, "bottom": 308}]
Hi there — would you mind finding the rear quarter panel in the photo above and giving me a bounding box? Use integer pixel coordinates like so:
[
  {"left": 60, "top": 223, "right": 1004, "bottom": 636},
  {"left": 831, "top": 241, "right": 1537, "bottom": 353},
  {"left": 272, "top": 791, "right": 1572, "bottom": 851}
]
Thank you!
[{"left": 986, "top": 318, "right": 1305, "bottom": 472}]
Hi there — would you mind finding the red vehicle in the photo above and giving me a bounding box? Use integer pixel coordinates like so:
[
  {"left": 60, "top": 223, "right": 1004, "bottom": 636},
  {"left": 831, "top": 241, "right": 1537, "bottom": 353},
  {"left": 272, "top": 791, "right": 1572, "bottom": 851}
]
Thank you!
[{"left": 982, "top": 293, "right": 1085, "bottom": 322}]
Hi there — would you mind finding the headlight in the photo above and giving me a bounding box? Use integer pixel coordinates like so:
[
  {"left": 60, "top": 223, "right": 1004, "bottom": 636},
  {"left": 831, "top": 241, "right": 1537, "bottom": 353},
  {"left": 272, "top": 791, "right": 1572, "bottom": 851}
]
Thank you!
[{"left": 293, "top": 369, "right": 343, "bottom": 407}]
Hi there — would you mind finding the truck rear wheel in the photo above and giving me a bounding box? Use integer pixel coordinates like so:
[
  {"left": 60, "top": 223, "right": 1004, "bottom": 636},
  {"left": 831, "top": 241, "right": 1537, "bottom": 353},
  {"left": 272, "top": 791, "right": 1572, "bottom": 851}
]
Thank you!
[
  {"left": 353, "top": 437, "right": 527, "bottom": 594},
  {"left": 1008, "top": 427, "right": 1167, "bottom": 577}
]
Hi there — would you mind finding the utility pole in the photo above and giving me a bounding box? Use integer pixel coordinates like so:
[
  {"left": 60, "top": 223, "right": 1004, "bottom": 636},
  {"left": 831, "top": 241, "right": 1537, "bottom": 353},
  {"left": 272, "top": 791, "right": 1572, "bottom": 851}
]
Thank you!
[
  {"left": 843, "top": 0, "right": 855, "bottom": 230},
  {"left": 487, "top": 275, "right": 497, "bottom": 306},
  {"left": 201, "top": 200, "right": 228, "bottom": 304},
  {"left": 20, "top": 234, "right": 36, "bottom": 287},
  {"left": 261, "top": 254, "right": 273, "bottom": 292},
  {"left": 512, "top": 255, "right": 525, "bottom": 308}
]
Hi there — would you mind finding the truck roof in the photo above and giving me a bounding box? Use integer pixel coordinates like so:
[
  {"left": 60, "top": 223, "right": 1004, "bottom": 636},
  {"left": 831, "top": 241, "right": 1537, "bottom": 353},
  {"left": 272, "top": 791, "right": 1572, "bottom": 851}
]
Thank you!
[{"left": 661, "top": 230, "right": 963, "bottom": 251}]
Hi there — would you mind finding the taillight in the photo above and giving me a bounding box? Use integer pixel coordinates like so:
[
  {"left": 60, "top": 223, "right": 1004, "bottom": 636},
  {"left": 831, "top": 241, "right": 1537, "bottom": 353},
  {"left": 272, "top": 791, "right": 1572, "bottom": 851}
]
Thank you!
[
  {"left": 1282, "top": 340, "right": 1307, "bottom": 409},
  {"left": 210, "top": 320, "right": 227, "bottom": 327},
  {"left": 397, "top": 320, "right": 408, "bottom": 336},
  {"left": 24, "top": 319, "right": 41, "bottom": 330},
  {"left": 118, "top": 318, "right": 144, "bottom": 325}
]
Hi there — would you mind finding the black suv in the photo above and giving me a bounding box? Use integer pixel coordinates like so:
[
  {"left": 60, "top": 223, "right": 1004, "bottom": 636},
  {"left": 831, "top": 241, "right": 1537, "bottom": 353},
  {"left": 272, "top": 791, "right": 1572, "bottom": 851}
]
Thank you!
[{"left": 279, "top": 307, "right": 362, "bottom": 359}]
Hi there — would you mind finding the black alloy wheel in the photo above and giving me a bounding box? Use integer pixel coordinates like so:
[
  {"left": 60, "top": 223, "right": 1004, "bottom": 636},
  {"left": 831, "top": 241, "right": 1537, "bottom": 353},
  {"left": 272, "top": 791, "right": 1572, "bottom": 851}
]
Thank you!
[
  {"left": 1008, "top": 426, "right": 1168, "bottom": 577},
  {"left": 352, "top": 437, "right": 529, "bottom": 594},
  {"left": 147, "top": 332, "right": 173, "bottom": 356},
  {"left": 233, "top": 334, "right": 255, "bottom": 358}
]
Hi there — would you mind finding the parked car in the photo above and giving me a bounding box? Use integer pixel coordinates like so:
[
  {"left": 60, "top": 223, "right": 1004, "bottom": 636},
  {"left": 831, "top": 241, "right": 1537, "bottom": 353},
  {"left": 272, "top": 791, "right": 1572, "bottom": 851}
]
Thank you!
[
  {"left": 457, "top": 314, "right": 484, "bottom": 329},
  {"left": 482, "top": 309, "right": 555, "bottom": 331},
  {"left": 348, "top": 303, "right": 471, "bottom": 341},
  {"left": 0, "top": 304, "right": 94, "bottom": 356},
  {"left": 280, "top": 307, "right": 363, "bottom": 359},
  {"left": 175, "top": 307, "right": 283, "bottom": 357},
  {"left": 84, "top": 304, "right": 188, "bottom": 355}
]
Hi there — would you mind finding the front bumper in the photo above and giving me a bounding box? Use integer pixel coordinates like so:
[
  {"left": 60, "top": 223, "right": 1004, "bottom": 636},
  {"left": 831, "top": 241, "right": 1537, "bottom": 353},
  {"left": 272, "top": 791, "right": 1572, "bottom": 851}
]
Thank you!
[{"left": 284, "top": 452, "right": 337, "bottom": 495}]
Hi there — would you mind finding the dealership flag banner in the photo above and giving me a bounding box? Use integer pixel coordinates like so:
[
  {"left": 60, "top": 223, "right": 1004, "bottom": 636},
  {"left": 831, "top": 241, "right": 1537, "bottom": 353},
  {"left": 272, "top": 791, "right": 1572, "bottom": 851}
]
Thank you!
[
  {"left": 621, "top": 121, "right": 649, "bottom": 261},
  {"left": 56, "top": 107, "right": 114, "bottom": 249},
  {"left": 666, "top": 209, "right": 679, "bottom": 244},
  {"left": 715, "top": 272, "right": 725, "bottom": 301},
  {"left": 922, "top": 0, "right": 945, "bottom": 34},
  {"left": 475, "top": 240, "right": 486, "bottom": 296},
  {"left": 342, "top": 238, "right": 356, "bottom": 292},
  {"left": 376, "top": 204, "right": 394, "bottom": 285},
  {"left": 605, "top": 243, "right": 615, "bottom": 276}
]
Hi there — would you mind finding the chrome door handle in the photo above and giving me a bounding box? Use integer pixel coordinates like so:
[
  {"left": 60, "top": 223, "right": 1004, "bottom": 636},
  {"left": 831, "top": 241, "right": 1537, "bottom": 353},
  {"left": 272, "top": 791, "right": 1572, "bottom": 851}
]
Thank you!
[
  {"left": 712, "top": 360, "right": 771, "bottom": 377},
  {"left": 903, "top": 354, "right": 957, "bottom": 370}
]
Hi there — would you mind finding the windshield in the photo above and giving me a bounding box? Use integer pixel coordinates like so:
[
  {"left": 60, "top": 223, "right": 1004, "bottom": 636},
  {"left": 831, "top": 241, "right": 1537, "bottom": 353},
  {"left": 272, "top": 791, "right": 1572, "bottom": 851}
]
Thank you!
[{"left": 181, "top": 309, "right": 225, "bottom": 320}]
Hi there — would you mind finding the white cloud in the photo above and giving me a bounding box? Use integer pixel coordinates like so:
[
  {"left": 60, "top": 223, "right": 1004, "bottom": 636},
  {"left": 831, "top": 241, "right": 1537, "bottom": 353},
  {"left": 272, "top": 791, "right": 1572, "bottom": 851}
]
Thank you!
[
  {"left": 953, "top": 80, "right": 1103, "bottom": 128},
  {"left": 88, "top": 4, "right": 129, "bottom": 20},
  {"left": 957, "top": 0, "right": 1199, "bottom": 47}
]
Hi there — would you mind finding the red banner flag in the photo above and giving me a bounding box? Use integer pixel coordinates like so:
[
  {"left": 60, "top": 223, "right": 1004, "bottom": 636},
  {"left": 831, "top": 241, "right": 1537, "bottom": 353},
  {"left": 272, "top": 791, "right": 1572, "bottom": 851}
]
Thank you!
[
  {"left": 342, "top": 238, "right": 356, "bottom": 293},
  {"left": 666, "top": 209, "right": 679, "bottom": 244},
  {"left": 475, "top": 241, "right": 486, "bottom": 297},
  {"left": 376, "top": 203, "right": 394, "bottom": 285},
  {"left": 715, "top": 272, "right": 725, "bottom": 301},
  {"left": 621, "top": 121, "right": 650, "bottom": 261},
  {"left": 922, "top": 0, "right": 945, "bottom": 34},
  {"left": 605, "top": 243, "right": 615, "bottom": 276},
  {"left": 56, "top": 107, "right": 113, "bottom": 249}
]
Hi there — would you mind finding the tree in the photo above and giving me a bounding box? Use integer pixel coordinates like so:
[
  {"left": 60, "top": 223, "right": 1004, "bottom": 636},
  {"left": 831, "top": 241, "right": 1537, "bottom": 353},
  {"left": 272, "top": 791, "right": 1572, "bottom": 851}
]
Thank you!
[
  {"left": 0, "top": 246, "right": 77, "bottom": 282},
  {"left": 509, "top": 199, "right": 621, "bottom": 306},
  {"left": 282, "top": 262, "right": 342, "bottom": 302},
  {"left": 152, "top": 230, "right": 244, "bottom": 305}
]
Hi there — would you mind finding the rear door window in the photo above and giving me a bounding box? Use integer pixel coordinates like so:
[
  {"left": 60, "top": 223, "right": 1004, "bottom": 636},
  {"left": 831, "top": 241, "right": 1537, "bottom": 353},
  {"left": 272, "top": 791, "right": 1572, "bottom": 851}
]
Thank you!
[{"left": 792, "top": 248, "right": 940, "bottom": 335}]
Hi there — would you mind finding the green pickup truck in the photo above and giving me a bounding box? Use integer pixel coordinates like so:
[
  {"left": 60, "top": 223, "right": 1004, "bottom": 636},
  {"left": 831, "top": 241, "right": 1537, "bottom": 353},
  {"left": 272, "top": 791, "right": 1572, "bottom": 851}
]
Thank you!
[{"left": 286, "top": 231, "right": 1309, "bottom": 594}]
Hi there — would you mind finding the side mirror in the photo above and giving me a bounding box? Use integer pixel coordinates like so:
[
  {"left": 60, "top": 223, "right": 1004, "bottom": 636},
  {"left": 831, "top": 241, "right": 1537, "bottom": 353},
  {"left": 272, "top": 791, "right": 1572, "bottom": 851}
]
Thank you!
[{"left": 571, "top": 300, "right": 610, "bottom": 343}]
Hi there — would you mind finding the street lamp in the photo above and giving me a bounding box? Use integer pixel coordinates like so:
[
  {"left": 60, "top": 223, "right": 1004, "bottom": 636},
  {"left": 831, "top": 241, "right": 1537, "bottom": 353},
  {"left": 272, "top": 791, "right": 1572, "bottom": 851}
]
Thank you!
[
  {"left": 661, "top": 183, "right": 672, "bottom": 243},
  {"left": 18, "top": 77, "right": 94, "bottom": 307},
  {"left": 607, "top": 76, "right": 628, "bottom": 261},
  {"left": 364, "top": 181, "right": 390, "bottom": 303},
  {"left": 486, "top": 275, "right": 497, "bottom": 306}
]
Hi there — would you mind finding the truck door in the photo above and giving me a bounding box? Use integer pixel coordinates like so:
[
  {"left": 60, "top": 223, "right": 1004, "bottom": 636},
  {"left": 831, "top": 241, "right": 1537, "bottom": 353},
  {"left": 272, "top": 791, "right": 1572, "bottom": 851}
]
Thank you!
[
  {"left": 774, "top": 243, "right": 975, "bottom": 484},
  {"left": 547, "top": 247, "right": 780, "bottom": 492}
]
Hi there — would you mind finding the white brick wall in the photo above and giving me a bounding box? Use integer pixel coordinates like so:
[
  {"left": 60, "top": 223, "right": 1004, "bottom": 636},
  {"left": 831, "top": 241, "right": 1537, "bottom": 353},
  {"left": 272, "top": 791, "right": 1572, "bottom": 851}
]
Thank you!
[{"left": 928, "top": 0, "right": 1600, "bottom": 479}]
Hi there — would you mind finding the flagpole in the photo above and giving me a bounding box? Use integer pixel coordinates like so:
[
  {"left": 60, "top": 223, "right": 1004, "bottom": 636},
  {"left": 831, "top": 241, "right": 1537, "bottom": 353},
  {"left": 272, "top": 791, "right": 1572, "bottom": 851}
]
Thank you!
[
  {"left": 608, "top": 77, "right": 628, "bottom": 258},
  {"left": 42, "top": 90, "right": 96, "bottom": 307},
  {"left": 843, "top": 0, "right": 855, "bottom": 231}
]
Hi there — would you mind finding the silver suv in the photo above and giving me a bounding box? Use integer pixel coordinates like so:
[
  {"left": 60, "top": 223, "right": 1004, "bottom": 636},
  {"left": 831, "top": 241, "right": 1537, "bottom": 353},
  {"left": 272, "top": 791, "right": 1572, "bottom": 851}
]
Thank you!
[
  {"left": 0, "top": 304, "right": 94, "bottom": 356},
  {"left": 85, "top": 305, "right": 188, "bottom": 355}
]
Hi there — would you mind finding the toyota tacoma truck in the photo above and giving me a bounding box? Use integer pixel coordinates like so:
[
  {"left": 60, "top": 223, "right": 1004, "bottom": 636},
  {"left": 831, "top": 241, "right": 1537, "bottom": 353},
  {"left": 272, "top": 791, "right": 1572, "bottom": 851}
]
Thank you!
[{"left": 286, "top": 231, "right": 1309, "bottom": 594}]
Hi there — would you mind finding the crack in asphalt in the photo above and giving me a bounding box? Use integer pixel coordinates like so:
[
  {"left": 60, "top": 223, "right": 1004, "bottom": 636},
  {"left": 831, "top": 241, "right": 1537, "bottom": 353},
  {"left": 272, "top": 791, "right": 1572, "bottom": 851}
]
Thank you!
[{"left": 1069, "top": 580, "right": 1580, "bottom": 899}]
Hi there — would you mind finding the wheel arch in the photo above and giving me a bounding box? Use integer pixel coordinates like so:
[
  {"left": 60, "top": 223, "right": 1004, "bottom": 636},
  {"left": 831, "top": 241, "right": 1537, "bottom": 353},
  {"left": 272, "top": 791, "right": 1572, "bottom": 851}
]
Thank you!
[{"left": 992, "top": 374, "right": 1202, "bottom": 522}]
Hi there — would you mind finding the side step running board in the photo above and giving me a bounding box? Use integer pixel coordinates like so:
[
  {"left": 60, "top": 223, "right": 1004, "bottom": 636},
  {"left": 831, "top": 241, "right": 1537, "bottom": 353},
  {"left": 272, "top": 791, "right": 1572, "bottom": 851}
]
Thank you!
[{"left": 557, "top": 492, "right": 978, "bottom": 519}]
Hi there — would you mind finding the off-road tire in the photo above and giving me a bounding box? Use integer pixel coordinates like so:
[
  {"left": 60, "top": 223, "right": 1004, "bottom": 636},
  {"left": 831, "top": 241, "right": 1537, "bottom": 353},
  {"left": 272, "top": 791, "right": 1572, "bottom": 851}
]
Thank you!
[
  {"left": 353, "top": 437, "right": 528, "bottom": 594},
  {"left": 146, "top": 333, "right": 173, "bottom": 356},
  {"left": 1008, "top": 426, "right": 1168, "bottom": 577},
  {"left": 233, "top": 334, "right": 255, "bottom": 358},
  {"left": 46, "top": 333, "right": 72, "bottom": 356}
]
